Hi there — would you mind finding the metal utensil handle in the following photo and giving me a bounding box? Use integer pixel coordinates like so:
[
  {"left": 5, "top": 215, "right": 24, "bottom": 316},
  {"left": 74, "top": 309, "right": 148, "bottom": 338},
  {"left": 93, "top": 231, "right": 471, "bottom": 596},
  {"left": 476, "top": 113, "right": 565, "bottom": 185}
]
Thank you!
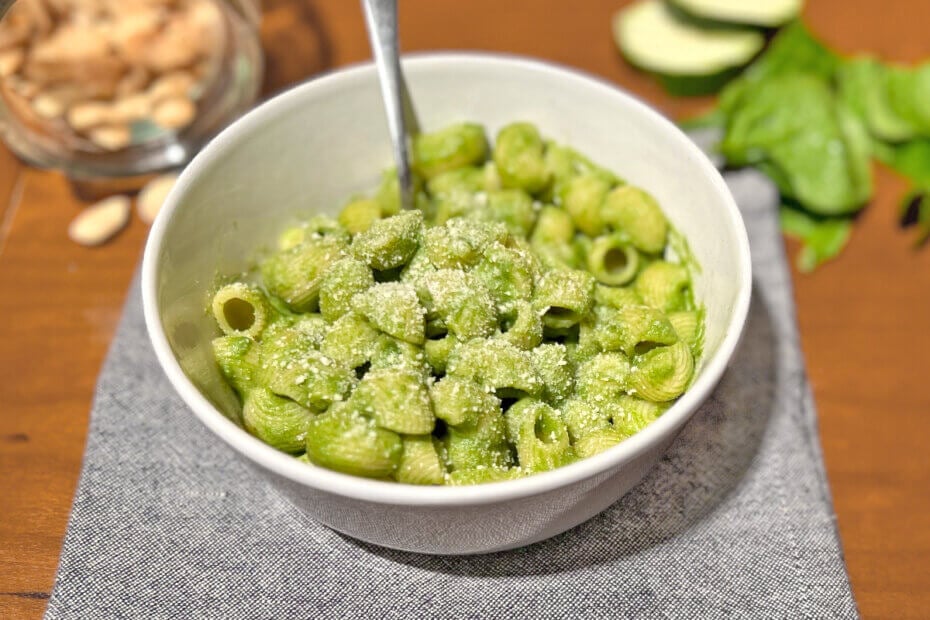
[{"left": 361, "top": 0, "right": 419, "bottom": 210}]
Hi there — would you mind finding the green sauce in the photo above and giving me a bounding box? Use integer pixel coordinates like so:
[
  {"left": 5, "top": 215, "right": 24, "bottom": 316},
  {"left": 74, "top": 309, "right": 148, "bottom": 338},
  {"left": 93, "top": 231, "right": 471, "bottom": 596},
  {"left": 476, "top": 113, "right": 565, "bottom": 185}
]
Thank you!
[{"left": 209, "top": 121, "right": 704, "bottom": 485}]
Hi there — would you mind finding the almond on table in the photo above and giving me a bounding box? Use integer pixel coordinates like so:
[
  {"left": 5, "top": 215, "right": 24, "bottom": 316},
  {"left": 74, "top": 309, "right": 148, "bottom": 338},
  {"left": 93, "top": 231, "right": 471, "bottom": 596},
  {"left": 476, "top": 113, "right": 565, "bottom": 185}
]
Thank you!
[{"left": 68, "top": 195, "right": 131, "bottom": 247}]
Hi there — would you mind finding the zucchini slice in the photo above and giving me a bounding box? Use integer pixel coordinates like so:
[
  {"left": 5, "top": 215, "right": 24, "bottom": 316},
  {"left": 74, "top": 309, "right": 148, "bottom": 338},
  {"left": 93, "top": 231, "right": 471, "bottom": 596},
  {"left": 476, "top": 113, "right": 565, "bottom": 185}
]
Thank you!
[
  {"left": 613, "top": 0, "right": 765, "bottom": 95},
  {"left": 669, "top": 0, "right": 803, "bottom": 28}
]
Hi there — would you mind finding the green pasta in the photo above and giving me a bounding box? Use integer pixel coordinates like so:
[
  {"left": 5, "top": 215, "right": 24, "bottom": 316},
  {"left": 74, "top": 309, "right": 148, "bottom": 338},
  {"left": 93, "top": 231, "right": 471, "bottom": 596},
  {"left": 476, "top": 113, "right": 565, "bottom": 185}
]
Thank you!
[
  {"left": 614, "top": 395, "right": 668, "bottom": 435},
  {"left": 446, "top": 467, "right": 524, "bottom": 486},
  {"left": 575, "top": 352, "right": 631, "bottom": 404},
  {"left": 427, "top": 165, "right": 488, "bottom": 198},
  {"left": 423, "top": 334, "right": 457, "bottom": 374},
  {"left": 277, "top": 215, "right": 350, "bottom": 250},
  {"left": 561, "top": 397, "right": 612, "bottom": 441},
  {"left": 444, "top": 405, "right": 512, "bottom": 471},
  {"left": 320, "top": 313, "right": 381, "bottom": 369},
  {"left": 544, "top": 141, "right": 621, "bottom": 192},
  {"left": 368, "top": 335, "right": 429, "bottom": 375},
  {"left": 531, "top": 343, "right": 574, "bottom": 404},
  {"left": 289, "top": 313, "right": 329, "bottom": 348},
  {"left": 210, "top": 120, "right": 703, "bottom": 484},
  {"left": 601, "top": 185, "right": 669, "bottom": 254},
  {"left": 447, "top": 339, "right": 543, "bottom": 399},
  {"left": 476, "top": 189, "right": 537, "bottom": 237},
  {"left": 560, "top": 174, "right": 610, "bottom": 237},
  {"left": 374, "top": 170, "right": 404, "bottom": 216},
  {"left": 305, "top": 404, "right": 403, "bottom": 478},
  {"left": 212, "top": 335, "right": 260, "bottom": 395},
  {"left": 398, "top": 246, "right": 437, "bottom": 292},
  {"left": 628, "top": 341, "right": 695, "bottom": 402},
  {"left": 350, "top": 209, "right": 423, "bottom": 271},
  {"left": 396, "top": 435, "right": 447, "bottom": 485},
  {"left": 318, "top": 257, "right": 374, "bottom": 322},
  {"left": 573, "top": 428, "right": 626, "bottom": 459},
  {"left": 211, "top": 283, "right": 271, "bottom": 338},
  {"left": 420, "top": 269, "right": 497, "bottom": 340},
  {"left": 594, "top": 283, "right": 644, "bottom": 308},
  {"left": 587, "top": 303, "right": 679, "bottom": 356},
  {"left": 533, "top": 268, "right": 595, "bottom": 330},
  {"left": 413, "top": 122, "right": 488, "bottom": 180},
  {"left": 498, "top": 300, "right": 544, "bottom": 351},
  {"left": 504, "top": 399, "right": 572, "bottom": 472},
  {"left": 338, "top": 198, "right": 382, "bottom": 234},
  {"left": 446, "top": 216, "right": 509, "bottom": 251},
  {"left": 585, "top": 235, "right": 639, "bottom": 286},
  {"left": 493, "top": 122, "right": 551, "bottom": 193},
  {"left": 430, "top": 376, "right": 500, "bottom": 427},
  {"left": 242, "top": 387, "right": 314, "bottom": 454},
  {"left": 354, "top": 282, "right": 426, "bottom": 345},
  {"left": 635, "top": 261, "right": 693, "bottom": 313},
  {"left": 261, "top": 236, "right": 346, "bottom": 312},
  {"left": 423, "top": 225, "right": 482, "bottom": 269},
  {"left": 668, "top": 309, "right": 705, "bottom": 357},
  {"left": 471, "top": 241, "right": 538, "bottom": 312},
  {"left": 531, "top": 205, "right": 575, "bottom": 246},
  {"left": 260, "top": 328, "right": 356, "bottom": 412},
  {"left": 348, "top": 367, "right": 434, "bottom": 434}
]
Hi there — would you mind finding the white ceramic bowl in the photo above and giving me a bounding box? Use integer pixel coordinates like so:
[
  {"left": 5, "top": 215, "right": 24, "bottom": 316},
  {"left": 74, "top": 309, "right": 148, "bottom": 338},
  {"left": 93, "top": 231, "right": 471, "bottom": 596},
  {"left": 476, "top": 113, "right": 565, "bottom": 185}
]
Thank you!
[{"left": 142, "top": 53, "right": 751, "bottom": 555}]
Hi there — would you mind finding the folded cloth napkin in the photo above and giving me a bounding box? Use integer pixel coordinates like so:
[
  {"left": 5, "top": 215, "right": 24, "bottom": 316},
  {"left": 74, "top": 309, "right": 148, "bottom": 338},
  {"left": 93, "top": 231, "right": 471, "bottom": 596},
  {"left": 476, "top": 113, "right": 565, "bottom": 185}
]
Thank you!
[{"left": 45, "top": 169, "right": 857, "bottom": 619}]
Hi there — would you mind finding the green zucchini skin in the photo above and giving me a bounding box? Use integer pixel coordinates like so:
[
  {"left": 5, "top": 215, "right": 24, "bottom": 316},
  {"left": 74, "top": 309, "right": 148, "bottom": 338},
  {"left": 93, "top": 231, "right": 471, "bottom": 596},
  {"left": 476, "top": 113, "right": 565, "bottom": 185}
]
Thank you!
[
  {"left": 656, "top": 65, "right": 749, "bottom": 97},
  {"left": 667, "top": 0, "right": 803, "bottom": 28},
  {"left": 613, "top": 0, "right": 764, "bottom": 95}
]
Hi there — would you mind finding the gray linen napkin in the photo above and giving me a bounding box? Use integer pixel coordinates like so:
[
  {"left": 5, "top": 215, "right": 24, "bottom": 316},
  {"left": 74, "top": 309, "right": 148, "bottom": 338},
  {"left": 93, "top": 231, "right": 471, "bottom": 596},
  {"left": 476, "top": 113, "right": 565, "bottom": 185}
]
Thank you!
[{"left": 45, "top": 169, "right": 857, "bottom": 619}]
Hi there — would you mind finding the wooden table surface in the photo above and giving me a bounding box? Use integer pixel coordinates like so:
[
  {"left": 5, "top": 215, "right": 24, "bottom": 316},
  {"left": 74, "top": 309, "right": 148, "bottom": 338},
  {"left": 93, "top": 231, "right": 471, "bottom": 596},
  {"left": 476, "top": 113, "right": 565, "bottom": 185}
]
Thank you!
[{"left": 1, "top": 1, "right": 928, "bottom": 618}]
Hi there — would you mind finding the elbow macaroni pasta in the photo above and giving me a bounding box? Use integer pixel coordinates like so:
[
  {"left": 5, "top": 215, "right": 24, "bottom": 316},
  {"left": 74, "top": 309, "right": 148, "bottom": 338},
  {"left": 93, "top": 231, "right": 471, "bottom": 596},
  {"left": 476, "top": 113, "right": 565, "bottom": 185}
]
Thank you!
[{"left": 210, "top": 121, "right": 703, "bottom": 485}]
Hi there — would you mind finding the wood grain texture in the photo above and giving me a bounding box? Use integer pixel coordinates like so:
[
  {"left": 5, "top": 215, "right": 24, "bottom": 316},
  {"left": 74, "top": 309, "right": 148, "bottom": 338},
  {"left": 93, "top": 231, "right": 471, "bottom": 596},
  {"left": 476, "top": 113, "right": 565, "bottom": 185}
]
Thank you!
[{"left": 0, "top": 1, "right": 928, "bottom": 618}]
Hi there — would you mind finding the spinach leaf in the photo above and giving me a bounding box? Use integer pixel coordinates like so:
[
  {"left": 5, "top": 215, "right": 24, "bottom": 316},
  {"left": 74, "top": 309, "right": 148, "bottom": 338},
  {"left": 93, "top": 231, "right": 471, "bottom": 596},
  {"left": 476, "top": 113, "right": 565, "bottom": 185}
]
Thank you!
[
  {"left": 742, "top": 21, "right": 838, "bottom": 82},
  {"left": 721, "top": 74, "right": 872, "bottom": 214},
  {"left": 779, "top": 206, "right": 853, "bottom": 272},
  {"left": 898, "top": 192, "right": 930, "bottom": 247},
  {"left": 871, "top": 133, "right": 930, "bottom": 245},
  {"left": 883, "top": 142, "right": 930, "bottom": 246},
  {"left": 674, "top": 18, "right": 930, "bottom": 267},
  {"left": 837, "top": 58, "right": 920, "bottom": 143},
  {"left": 719, "top": 21, "right": 839, "bottom": 114},
  {"left": 885, "top": 62, "right": 930, "bottom": 135},
  {"left": 879, "top": 138, "right": 930, "bottom": 188}
]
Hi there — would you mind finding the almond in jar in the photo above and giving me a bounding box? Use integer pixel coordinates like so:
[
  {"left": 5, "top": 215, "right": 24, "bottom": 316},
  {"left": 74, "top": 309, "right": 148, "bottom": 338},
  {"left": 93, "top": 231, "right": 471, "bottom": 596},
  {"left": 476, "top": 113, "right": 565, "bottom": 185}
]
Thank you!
[{"left": 0, "top": 0, "right": 262, "bottom": 177}]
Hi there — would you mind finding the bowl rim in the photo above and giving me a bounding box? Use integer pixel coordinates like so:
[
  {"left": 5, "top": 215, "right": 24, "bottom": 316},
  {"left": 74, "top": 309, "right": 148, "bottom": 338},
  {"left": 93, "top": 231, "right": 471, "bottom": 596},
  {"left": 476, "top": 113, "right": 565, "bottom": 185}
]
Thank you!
[{"left": 142, "top": 51, "right": 752, "bottom": 507}]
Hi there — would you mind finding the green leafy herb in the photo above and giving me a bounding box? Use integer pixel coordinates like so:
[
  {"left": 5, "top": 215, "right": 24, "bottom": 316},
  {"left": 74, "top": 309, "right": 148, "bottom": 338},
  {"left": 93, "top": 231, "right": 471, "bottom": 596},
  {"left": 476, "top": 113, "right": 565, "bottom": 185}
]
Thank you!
[
  {"left": 720, "top": 74, "right": 872, "bottom": 214},
  {"left": 718, "top": 21, "right": 839, "bottom": 114},
  {"left": 884, "top": 63, "right": 930, "bottom": 136},
  {"left": 640, "top": 12, "right": 930, "bottom": 268},
  {"left": 754, "top": 22, "right": 835, "bottom": 74},
  {"left": 838, "top": 58, "right": 921, "bottom": 142},
  {"left": 898, "top": 191, "right": 930, "bottom": 247},
  {"left": 779, "top": 206, "right": 853, "bottom": 272},
  {"left": 702, "top": 22, "right": 866, "bottom": 270},
  {"left": 878, "top": 138, "right": 930, "bottom": 187},
  {"left": 674, "top": 21, "right": 878, "bottom": 269},
  {"left": 876, "top": 138, "right": 930, "bottom": 245}
]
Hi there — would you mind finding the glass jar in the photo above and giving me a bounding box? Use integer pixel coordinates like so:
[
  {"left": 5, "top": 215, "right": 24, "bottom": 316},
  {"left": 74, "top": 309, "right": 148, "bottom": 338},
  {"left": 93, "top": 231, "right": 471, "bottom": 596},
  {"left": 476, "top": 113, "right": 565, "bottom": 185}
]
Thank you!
[{"left": 0, "top": 0, "right": 263, "bottom": 179}]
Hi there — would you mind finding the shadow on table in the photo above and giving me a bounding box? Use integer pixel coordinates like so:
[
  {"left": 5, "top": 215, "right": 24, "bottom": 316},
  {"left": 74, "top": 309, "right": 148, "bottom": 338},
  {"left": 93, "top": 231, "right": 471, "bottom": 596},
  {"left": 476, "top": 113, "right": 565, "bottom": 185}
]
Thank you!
[{"left": 358, "top": 287, "right": 778, "bottom": 576}]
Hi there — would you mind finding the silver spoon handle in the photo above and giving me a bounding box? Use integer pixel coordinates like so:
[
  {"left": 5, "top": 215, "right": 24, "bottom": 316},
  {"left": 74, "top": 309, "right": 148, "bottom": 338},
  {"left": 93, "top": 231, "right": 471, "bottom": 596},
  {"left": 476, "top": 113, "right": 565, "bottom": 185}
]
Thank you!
[{"left": 361, "top": 0, "right": 418, "bottom": 210}]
